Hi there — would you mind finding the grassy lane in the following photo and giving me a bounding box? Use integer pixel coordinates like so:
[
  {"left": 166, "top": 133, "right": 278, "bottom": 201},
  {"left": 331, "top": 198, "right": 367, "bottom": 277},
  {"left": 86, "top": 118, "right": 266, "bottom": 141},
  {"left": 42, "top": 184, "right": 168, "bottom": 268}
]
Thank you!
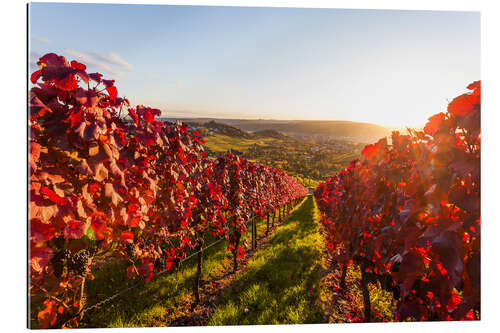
[
  {"left": 208, "top": 195, "right": 327, "bottom": 325},
  {"left": 80, "top": 209, "right": 286, "bottom": 328},
  {"left": 81, "top": 233, "right": 229, "bottom": 327}
]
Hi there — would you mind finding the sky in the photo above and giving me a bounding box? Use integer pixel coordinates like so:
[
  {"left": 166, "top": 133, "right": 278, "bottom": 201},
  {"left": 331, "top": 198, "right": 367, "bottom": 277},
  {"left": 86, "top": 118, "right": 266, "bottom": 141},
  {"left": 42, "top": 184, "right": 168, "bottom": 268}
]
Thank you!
[{"left": 28, "top": 3, "right": 480, "bottom": 128}]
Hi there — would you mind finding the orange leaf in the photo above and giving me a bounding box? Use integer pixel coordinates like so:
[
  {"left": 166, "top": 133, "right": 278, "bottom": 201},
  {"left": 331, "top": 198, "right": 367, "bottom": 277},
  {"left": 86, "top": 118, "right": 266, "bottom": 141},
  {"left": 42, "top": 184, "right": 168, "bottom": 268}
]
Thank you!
[{"left": 37, "top": 299, "right": 58, "bottom": 328}]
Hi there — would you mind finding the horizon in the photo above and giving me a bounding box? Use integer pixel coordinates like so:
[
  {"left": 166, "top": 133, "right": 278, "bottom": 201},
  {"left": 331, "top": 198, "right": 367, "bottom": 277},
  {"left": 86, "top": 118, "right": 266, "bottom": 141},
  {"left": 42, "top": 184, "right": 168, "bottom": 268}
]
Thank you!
[
  {"left": 29, "top": 3, "right": 479, "bottom": 128},
  {"left": 160, "top": 115, "right": 411, "bottom": 130}
]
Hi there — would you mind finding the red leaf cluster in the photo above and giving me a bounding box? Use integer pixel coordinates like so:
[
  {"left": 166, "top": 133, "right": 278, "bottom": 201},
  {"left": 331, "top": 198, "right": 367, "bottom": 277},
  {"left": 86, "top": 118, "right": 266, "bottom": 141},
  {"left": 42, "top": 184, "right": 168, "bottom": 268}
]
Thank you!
[
  {"left": 314, "top": 81, "right": 480, "bottom": 322},
  {"left": 28, "top": 52, "right": 307, "bottom": 328}
]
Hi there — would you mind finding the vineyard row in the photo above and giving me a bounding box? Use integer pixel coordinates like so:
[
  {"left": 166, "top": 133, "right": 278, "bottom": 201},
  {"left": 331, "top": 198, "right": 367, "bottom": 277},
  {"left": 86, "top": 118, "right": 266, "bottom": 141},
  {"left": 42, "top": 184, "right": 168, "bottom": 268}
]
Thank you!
[
  {"left": 315, "top": 81, "right": 480, "bottom": 322},
  {"left": 28, "top": 53, "right": 308, "bottom": 328}
]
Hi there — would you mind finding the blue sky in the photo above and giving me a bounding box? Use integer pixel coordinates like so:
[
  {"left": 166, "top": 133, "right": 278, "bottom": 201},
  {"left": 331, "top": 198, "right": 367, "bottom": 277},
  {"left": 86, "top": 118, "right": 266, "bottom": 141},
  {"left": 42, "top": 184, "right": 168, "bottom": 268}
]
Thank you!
[{"left": 29, "top": 3, "right": 479, "bottom": 127}]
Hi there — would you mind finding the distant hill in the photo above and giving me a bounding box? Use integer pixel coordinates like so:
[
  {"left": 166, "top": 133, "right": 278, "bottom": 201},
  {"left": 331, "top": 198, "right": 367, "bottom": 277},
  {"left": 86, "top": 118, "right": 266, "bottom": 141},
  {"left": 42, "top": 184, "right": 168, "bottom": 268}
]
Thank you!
[
  {"left": 252, "top": 129, "right": 292, "bottom": 140},
  {"left": 163, "top": 117, "right": 392, "bottom": 143},
  {"left": 184, "top": 120, "right": 252, "bottom": 139},
  {"left": 226, "top": 120, "right": 392, "bottom": 143}
]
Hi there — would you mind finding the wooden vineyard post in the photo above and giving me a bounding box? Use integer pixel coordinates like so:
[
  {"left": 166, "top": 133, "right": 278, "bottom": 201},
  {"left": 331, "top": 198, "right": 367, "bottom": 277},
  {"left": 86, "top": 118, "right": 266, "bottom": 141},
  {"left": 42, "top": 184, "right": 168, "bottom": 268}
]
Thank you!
[
  {"left": 251, "top": 218, "right": 254, "bottom": 250},
  {"left": 232, "top": 232, "right": 241, "bottom": 273},
  {"left": 251, "top": 218, "right": 256, "bottom": 250},
  {"left": 78, "top": 277, "right": 86, "bottom": 320},
  {"left": 266, "top": 212, "right": 270, "bottom": 235},
  {"left": 340, "top": 264, "right": 347, "bottom": 290},
  {"left": 193, "top": 239, "right": 204, "bottom": 305},
  {"left": 254, "top": 216, "right": 257, "bottom": 248},
  {"left": 360, "top": 262, "right": 372, "bottom": 322}
]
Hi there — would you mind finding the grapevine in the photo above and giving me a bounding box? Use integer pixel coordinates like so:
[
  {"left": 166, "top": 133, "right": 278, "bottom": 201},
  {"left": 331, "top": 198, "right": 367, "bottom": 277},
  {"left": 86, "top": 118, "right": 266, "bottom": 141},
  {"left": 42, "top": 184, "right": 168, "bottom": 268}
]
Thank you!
[
  {"left": 28, "top": 52, "right": 307, "bottom": 328},
  {"left": 314, "top": 81, "right": 480, "bottom": 321}
]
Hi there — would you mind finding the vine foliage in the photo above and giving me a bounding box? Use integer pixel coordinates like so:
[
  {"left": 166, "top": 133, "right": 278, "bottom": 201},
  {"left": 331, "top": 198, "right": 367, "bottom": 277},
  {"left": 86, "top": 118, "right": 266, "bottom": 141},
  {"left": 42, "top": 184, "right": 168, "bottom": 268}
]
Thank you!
[
  {"left": 29, "top": 53, "right": 307, "bottom": 328},
  {"left": 315, "top": 81, "right": 480, "bottom": 321}
]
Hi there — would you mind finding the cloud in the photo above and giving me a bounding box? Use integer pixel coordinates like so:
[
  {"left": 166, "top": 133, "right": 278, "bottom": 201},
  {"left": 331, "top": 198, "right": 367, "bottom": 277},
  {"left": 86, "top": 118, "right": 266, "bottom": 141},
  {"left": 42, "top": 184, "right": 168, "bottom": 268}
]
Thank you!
[
  {"left": 64, "top": 49, "right": 93, "bottom": 64},
  {"left": 29, "top": 51, "right": 41, "bottom": 70},
  {"left": 63, "top": 49, "right": 126, "bottom": 79},
  {"left": 91, "top": 52, "right": 133, "bottom": 71},
  {"left": 29, "top": 34, "right": 50, "bottom": 44}
]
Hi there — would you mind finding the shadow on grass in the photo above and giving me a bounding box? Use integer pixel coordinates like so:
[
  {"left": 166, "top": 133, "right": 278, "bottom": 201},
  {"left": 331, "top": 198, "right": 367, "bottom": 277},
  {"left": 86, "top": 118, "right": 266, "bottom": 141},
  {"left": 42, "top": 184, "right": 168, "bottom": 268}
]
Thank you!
[
  {"left": 208, "top": 195, "right": 326, "bottom": 325},
  {"left": 81, "top": 232, "right": 230, "bottom": 328},
  {"left": 80, "top": 209, "right": 284, "bottom": 328}
]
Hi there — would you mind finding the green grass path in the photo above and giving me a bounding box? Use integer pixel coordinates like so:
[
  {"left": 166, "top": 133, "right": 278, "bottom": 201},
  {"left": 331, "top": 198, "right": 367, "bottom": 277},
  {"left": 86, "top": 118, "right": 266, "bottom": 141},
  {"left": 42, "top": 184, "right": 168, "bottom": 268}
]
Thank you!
[
  {"left": 208, "top": 194, "right": 327, "bottom": 325},
  {"left": 81, "top": 203, "right": 283, "bottom": 327},
  {"left": 79, "top": 195, "right": 326, "bottom": 327}
]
